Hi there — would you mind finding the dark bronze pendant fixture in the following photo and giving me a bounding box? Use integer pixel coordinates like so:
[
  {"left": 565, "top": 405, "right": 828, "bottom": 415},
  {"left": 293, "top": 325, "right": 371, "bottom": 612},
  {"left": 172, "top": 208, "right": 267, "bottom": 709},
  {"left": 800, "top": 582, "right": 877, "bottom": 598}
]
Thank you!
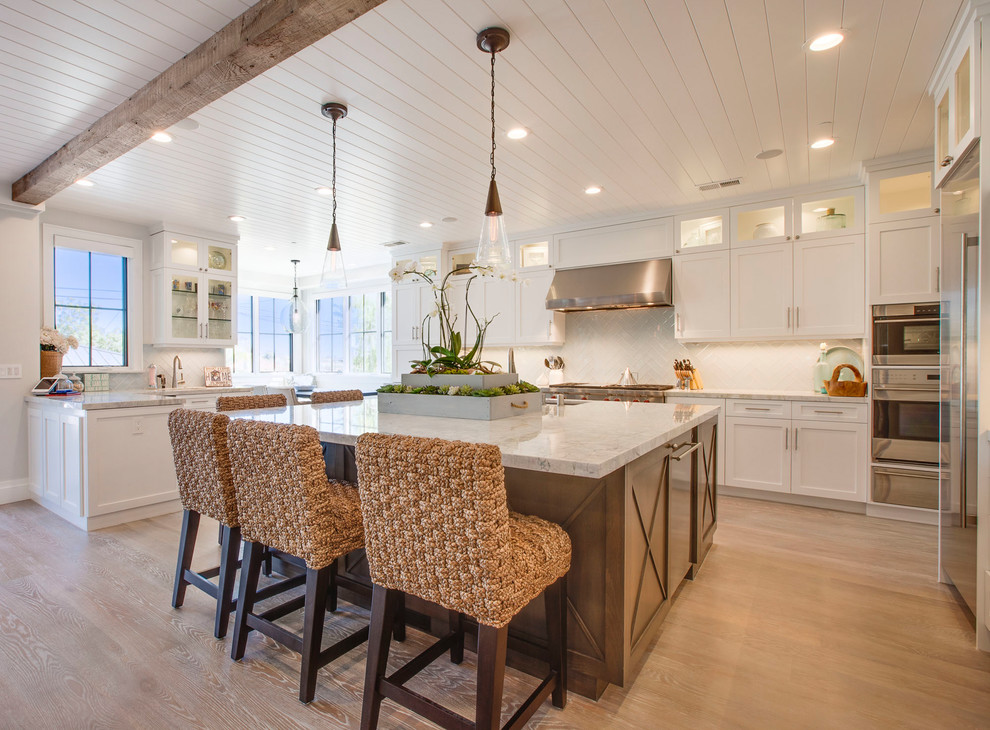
[
  {"left": 320, "top": 101, "right": 347, "bottom": 288},
  {"left": 476, "top": 27, "right": 512, "bottom": 269}
]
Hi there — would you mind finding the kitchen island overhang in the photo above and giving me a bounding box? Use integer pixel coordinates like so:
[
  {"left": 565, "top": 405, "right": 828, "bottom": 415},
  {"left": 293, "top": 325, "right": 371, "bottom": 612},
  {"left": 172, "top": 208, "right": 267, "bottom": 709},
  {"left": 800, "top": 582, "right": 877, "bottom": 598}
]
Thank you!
[{"left": 231, "top": 398, "right": 720, "bottom": 699}]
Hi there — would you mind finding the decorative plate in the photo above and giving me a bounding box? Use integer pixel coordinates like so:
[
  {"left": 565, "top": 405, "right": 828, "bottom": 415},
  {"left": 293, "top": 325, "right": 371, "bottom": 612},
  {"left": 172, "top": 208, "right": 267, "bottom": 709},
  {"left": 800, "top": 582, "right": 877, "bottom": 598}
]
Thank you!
[
  {"left": 824, "top": 346, "right": 864, "bottom": 381},
  {"left": 209, "top": 251, "right": 227, "bottom": 269}
]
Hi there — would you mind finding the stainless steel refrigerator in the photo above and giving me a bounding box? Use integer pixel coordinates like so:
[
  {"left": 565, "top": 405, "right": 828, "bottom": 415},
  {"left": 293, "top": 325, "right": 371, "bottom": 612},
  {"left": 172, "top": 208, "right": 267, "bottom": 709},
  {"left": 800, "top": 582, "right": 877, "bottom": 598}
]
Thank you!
[{"left": 939, "top": 142, "right": 980, "bottom": 621}]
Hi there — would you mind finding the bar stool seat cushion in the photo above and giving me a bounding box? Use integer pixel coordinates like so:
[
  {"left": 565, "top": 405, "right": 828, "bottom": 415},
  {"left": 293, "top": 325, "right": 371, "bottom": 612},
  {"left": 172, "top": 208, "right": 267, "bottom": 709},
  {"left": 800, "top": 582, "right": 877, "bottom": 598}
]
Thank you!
[{"left": 356, "top": 433, "right": 571, "bottom": 628}]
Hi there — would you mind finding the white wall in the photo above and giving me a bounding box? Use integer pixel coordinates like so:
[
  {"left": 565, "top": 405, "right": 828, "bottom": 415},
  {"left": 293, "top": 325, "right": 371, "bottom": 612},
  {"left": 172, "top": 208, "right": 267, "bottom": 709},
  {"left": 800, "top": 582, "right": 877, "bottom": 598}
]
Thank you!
[
  {"left": 495, "top": 307, "right": 864, "bottom": 391},
  {"left": 0, "top": 201, "right": 42, "bottom": 498}
]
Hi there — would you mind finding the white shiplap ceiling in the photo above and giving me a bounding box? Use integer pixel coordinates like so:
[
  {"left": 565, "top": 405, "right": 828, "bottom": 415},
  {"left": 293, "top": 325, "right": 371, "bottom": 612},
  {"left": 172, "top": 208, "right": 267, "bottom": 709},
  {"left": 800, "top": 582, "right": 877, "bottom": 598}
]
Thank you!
[{"left": 0, "top": 0, "right": 964, "bottom": 279}]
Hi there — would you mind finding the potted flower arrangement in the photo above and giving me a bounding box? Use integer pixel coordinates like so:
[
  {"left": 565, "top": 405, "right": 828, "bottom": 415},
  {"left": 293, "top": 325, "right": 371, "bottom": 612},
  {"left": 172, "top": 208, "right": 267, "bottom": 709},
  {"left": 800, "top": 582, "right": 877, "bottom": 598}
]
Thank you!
[
  {"left": 380, "top": 260, "right": 540, "bottom": 419},
  {"left": 40, "top": 327, "right": 79, "bottom": 377}
]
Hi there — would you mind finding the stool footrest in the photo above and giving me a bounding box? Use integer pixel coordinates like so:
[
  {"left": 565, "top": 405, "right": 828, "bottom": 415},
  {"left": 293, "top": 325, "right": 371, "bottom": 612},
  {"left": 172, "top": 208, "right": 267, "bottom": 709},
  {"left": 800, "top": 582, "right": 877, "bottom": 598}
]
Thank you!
[
  {"left": 317, "top": 626, "right": 370, "bottom": 670},
  {"left": 257, "top": 594, "right": 306, "bottom": 622},
  {"left": 255, "top": 573, "right": 306, "bottom": 601},
  {"left": 387, "top": 632, "right": 460, "bottom": 688},
  {"left": 246, "top": 613, "right": 304, "bottom": 654},
  {"left": 184, "top": 569, "right": 220, "bottom": 599},
  {"left": 502, "top": 672, "right": 558, "bottom": 730},
  {"left": 379, "top": 681, "right": 473, "bottom": 730}
]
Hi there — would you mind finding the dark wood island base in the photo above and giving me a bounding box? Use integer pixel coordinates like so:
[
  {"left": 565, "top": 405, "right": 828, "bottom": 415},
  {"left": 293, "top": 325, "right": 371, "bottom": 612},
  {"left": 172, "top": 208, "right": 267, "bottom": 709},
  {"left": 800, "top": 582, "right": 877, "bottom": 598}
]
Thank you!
[{"left": 314, "top": 415, "right": 718, "bottom": 700}]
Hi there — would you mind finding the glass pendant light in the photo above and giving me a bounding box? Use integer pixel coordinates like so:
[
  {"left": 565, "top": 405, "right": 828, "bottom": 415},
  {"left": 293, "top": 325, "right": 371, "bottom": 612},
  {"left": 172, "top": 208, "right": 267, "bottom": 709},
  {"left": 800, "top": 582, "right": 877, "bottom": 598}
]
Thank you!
[
  {"left": 476, "top": 28, "right": 512, "bottom": 270},
  {"left": 320, "top": 102, "right": 348, "bottom": 288},
  {"left": 281, "top": 259, "right": 309, "bottom": 333}
]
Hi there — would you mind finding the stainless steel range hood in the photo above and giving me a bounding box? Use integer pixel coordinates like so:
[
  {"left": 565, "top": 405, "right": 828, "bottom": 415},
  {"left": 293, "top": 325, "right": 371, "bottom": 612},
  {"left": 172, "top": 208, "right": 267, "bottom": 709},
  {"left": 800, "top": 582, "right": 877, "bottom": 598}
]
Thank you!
[{"left": 545, "top": 259, "right": 672, "bottom": 312}]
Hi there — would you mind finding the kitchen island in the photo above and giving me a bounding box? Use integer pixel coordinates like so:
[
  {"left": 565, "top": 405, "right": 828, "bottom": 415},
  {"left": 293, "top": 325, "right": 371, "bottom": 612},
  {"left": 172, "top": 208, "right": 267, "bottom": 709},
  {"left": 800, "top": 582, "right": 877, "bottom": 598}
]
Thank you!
[{"left": 232, "top": 397, "right": 720, "bottom": 699}]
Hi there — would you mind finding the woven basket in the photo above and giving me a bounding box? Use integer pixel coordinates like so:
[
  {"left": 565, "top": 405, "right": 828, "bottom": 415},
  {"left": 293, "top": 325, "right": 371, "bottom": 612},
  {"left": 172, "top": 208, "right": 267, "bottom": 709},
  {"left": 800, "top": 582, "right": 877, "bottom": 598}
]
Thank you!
[
  {"left": 823, "top": 364, "right": 868, "bottom": 397},
  {"left": 40, "top": 350, "right": 63, "bottom": 378}
]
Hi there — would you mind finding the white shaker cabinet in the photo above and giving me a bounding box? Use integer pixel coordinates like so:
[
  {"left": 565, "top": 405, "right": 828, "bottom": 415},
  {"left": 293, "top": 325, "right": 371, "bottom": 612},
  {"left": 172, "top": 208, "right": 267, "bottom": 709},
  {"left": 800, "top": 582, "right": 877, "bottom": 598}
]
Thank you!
[
  {"left": 481, "top": 277, "right": 515, "bottom": 345},
  {"left": 150, "top": 269, "right": 236, "bottom": 347},
  {"left": 790, "top": 420, "right": 868, "bottom": 502},
  {"left": 869, "top": 218, "right": 940, "bottom": 304},
  {"left": 515, "top": 270, "right": 565, "bottom": 345},
  {"left": 554, "top": 217, "right": 673, "bottom": 269},
  {"left": 730, "top": 243, "right": 792, "bottom": 338},
  {"left": 724, "top": 416, "right": 792, "bottom": 493},
  {"left": 392, "top": 284, "right": 424, "bottom": 346},
  {"left": 793, "top": 235, "right": 865, "bottom": 337},
  {"left": 672, "top": 250, "right": 730, "bottom": 340}
]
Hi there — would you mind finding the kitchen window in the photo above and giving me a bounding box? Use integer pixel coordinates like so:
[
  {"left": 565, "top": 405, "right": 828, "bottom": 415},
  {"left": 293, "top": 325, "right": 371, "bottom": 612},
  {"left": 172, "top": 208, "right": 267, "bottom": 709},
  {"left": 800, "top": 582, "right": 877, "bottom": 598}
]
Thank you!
[
  {"left": 316, "top": 290, "right": 391, "bottom": 375},
  {"left": 228, "top": 295, "right": 293, "bottom": 373},
  {"left": 43, "top": 226, "right": 143, "bottom": 371},
  {"left": 232, "top": 294, "right": 253, "bottom": 372}
]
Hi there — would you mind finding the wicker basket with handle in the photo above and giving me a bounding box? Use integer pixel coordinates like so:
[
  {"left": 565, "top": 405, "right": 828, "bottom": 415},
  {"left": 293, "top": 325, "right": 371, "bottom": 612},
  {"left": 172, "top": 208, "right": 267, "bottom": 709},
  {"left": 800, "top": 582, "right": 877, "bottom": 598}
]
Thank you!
[
  {"left": 40, "top": 350, "right": 63, "bottom": 378},
  {"left": 823, "top": 364, "right": 868, "bottom": 397}
]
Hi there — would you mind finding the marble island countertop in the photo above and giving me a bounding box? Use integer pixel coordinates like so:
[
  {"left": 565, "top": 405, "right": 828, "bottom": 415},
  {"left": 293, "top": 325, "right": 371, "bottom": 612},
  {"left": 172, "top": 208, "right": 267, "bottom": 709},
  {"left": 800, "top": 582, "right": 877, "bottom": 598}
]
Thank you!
[
  {"left": 24, "top": 392, "right": 189, "bottom": 410},
  {"left": 229, "top": 396, "right": 721, "bottom": 479},
  {"left": 663, "top": 388, "right": 868, "bottom": 403}
]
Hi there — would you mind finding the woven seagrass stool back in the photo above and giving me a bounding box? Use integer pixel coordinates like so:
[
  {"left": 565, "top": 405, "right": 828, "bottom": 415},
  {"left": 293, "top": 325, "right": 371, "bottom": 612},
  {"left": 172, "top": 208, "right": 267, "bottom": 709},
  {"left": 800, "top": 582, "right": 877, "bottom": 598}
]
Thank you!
[
  {"left": 167, "top": 408, "right": 241, "bottom": 638},
  {"left": 355, "top": 432, "right": 571, "bottom": 729},
  {"left": 227, "top": 418, "right": 369, "bottom": 703},
  {"left": 310, "top": 389, "right": 364, "bottom": 404},
  {"left": 216, "top": 393, "right": 287, "bottom": 412}
]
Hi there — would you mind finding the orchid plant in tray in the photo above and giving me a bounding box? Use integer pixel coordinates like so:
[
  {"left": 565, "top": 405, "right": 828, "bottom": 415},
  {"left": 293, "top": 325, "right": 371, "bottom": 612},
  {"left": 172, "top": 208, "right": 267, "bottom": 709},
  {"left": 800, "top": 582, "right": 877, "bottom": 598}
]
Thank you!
[{"left": 388, "top": 259, "right": 518, "bottom": 375}]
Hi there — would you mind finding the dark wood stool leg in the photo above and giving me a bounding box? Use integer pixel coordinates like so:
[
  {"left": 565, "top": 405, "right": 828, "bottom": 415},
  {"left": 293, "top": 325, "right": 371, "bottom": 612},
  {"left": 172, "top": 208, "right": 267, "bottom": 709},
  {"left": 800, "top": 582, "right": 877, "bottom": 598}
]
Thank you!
[
  {"left": 217, "top": 522, "right": 223, "bottom": 545},
  {"left": 449, "top": 610, "right": 464, "bottom": 664},
  {"left": 361, "top": 585, "right": 402, "bottom": 730},
  {"left": 214, "top": 525, "right": 241, "bottom": 639},
  {"left": 327, "top": 558, "right": 338, "bottom": 612},
  {"left": 231, "top": 541, "right": 264, "bottom": 660},
  {"left": 300, "top": 565, "right": 331, "bottom": 703},
  {"left": 262, "top": 546, "right": 273, "bottom": 577},
  {"left": 475, "top": 624, "right": 508, "bottom": 730},
  {"left": 545, "top": 576, "right": 568, "bottom": 708},
  {"left": 392, "top": 591, "right": 406, "bottom": 642},
  {"left": 172, "top": 509, "right": 200, "bottom": 608}
]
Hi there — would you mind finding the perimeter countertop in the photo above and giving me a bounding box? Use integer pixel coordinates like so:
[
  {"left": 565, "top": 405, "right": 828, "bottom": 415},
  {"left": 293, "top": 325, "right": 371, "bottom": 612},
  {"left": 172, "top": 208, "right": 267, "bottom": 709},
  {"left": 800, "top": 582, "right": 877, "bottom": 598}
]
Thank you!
[
  {"left": 228, "top": 396, "right": 721, "bottom": 479},
  {"left": 24, "top": 392, "right": 187, "bottom": 410},
  {"left": 663, "top": 388, "right": 868, "bottom": 403}
]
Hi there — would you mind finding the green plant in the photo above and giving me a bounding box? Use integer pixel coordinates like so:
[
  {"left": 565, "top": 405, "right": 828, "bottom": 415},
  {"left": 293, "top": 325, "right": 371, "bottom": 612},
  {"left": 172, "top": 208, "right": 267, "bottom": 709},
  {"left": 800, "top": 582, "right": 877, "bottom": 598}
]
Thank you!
[
  {"left": 389, "top": 260, "right": 514, "bottom": 376},
  {"left": 377, "top": 380, "right": 540, "bottom": 398}
]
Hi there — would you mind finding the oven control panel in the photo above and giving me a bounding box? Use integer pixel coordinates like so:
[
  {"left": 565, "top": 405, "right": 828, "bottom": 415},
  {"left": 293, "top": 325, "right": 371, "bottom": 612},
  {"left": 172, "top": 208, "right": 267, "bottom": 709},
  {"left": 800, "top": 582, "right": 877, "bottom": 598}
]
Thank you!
[{"left": 872, "top": 368, "right": 940, "bottom": 387}]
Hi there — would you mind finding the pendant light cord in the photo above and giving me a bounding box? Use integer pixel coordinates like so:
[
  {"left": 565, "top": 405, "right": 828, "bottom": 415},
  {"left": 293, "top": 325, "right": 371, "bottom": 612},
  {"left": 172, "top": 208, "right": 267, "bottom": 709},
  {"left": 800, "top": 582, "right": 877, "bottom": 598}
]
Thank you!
[
  {"left": 490, "top": 50, "right": 497, "bottom": 181},
  {"left": 332, "top": 116, "right": 338, "bottom": 224}
]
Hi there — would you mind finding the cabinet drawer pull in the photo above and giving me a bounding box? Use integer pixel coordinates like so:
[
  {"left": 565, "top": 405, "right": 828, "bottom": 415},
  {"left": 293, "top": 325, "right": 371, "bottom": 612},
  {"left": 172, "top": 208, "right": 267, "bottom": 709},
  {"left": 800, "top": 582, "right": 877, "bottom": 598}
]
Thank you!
[
  {"left": 744, "top": 407, "right": 771, "bottom": 411},
  {"left": 796, "top": 306, "right": 800, "bottom": 328},
  {"left": 940, "top": 155, "right": 954, "bottom": 167},
  {"left": 671, "top": 442, "right": 701, "bottom": 461},
  {"left": 813, "top": 409, "right": 844, "bottom": 415},
  {"left": 784, "top": 429, "right": 788, "bottom": 450},
  {"left": 786, "top": 307, "right": 791, "bottom": 328},
  {"left": 794, "top": 427, "right": 799, "bottom": 450}
]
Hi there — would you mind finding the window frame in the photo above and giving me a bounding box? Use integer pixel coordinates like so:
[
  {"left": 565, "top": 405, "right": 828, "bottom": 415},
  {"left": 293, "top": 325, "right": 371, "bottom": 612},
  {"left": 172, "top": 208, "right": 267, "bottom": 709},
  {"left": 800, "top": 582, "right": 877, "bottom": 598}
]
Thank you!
[
  {"left": 42, "top": 225, "right": 144, "bottom": 373},
  {"left": 314, "top": 287, "right": 392, "bottom": 376},
  {"left": 230, "top": 289, "right": 296, "bottom": 374}
]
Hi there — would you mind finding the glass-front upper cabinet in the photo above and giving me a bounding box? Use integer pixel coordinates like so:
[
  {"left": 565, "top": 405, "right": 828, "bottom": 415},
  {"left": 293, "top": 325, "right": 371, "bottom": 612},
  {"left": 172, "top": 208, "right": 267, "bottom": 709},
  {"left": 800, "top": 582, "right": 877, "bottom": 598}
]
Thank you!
[
  {"left": 674, "top": 210, "right": 728, "bottom": 253},
  {"left": 868, "top": 163, "right": 935, "bottom": 223},
  {"left": 394, "top": 249, "right": 440, "bottom": 285},
  {"left": 793, "top": 187, "right": 864, "bottom": 240},
  {"left": 730, "top": 198, "right": 793, "bottom": 247},
  {"left": 515, "top": 238, "right": 552, "bottom": 269},
  {"left": 150, "top": 230, "right": 237, "bottom": 274},
  {"left": 168, "top": 272, "right": 201, "bottom": 342},
  {"left": 933, "top": 31, "right": 978, "bottom": 187}
]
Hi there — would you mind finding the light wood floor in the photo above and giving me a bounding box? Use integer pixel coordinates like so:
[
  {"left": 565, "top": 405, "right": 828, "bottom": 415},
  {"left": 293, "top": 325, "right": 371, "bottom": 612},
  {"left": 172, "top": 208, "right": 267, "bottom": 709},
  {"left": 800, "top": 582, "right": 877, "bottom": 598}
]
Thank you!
[{"left": 1, "top": 496, "right": 988, "bottom": 729}]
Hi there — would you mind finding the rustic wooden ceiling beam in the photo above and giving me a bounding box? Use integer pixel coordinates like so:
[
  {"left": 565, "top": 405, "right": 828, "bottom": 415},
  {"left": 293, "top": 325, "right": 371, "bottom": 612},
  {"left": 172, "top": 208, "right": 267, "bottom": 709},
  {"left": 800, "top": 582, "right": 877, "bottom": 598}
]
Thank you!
[{"left": 11, "top": 0, "right": 387, "bottom": 205}]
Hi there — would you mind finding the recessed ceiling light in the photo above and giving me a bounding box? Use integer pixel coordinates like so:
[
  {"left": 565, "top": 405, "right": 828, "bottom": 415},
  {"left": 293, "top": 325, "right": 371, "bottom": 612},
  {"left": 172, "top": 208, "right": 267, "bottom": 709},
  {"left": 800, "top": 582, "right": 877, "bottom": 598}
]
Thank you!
[
  {"left": 419, "top": 221, "right": 433, "bottom": 228},
  {"left": 228, "top": 215, "right": 246, "bottom": 222},
  {"left": 506, "top": 127, "right": 528, "bottom": 139},
  {"left": 315, "top": 186, "right": 332, "bottom": 195},
  {"left": 174, "top": 118, "right": 199, "bottom": 131},
  {"left": 755, "top": 149, "right": 783, "bottom": 160},
  {"left": 151, "top": 131, "right": 172, "bottom": 143},
  {"left": 75, "top": 179, "right": 94, "bottom": 187},
  {"left": 811, "top": 138, "right": 835, "bottom": 149},
  {"left": 585, "top": 185, "right": 602, "bottom": 195},
  {"left": 808, "top": 32, "right": 844, "bottom": 52},
  {"left": 442, "top": 216, "right": 458, "bottom": 223}
]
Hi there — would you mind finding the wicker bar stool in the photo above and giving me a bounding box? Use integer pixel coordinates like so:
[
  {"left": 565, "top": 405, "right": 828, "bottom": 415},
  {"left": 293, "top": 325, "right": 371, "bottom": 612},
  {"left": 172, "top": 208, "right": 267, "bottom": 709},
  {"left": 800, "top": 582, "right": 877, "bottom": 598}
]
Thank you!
[
  {"left": 168, "top": 410, "right": 303, "bottom": 638},
  {"left": 216, "top": 393, "right": 287, "bottom": 412},
  {"left": 227, "top": 419, "right": 371, "bottom": 703},
  {"left": 355, "top": 433, "right": 571, "bottom": 730},
  {"left": 310, "top": 389, "right": 364, "bottom": 404}
]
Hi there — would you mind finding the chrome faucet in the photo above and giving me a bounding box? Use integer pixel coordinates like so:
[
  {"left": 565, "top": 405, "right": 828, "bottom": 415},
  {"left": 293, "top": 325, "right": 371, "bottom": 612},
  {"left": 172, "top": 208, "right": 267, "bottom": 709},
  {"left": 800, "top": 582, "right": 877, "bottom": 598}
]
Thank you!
[{"left": 172, "top": 355, "right": 184, "bottom": 388}]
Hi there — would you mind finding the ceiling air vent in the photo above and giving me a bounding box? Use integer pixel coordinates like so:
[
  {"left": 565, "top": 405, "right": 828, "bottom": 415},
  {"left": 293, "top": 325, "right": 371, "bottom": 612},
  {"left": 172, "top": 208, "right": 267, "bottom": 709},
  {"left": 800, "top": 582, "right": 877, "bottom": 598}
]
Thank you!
[
  {"left": 696, "top": 177, "right": 742, "bottom": 192},
  {"left": 382, "top": 240, "right": 409, "bottom": 248}
]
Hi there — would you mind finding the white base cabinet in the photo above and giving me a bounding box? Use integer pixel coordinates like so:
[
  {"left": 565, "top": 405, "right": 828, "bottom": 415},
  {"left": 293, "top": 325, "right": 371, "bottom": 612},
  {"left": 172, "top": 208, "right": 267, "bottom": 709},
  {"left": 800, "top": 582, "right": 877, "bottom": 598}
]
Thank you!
[
  {"left": 724, "top": 417, "right": 792, "bottom": 493},
  {"left": 27, "top": 401, "right": 183, "bottom": 531},
  {"left": 791, "top": 420, "right": 868, "bottom": 501}
]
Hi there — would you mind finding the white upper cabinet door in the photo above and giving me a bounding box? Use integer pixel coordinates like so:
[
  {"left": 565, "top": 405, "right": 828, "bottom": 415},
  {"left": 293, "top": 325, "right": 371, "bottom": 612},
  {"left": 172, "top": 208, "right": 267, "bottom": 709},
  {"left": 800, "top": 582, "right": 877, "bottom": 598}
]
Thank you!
[
  {"left": 793, "top": 187, "right": 864, "bottom": 241},
  {"left": 150, "top": 231, "right": 237, "bottom": 274},
  {"left": 793, "top": 235, "right": 865, "bottom": 337},
  {"left": 419, "top": 284, "right": 443, "bottom": 348},
  {"left": 672, "top": 250, "right": 730, "bottom": 340},
  {"left": 481, "top": 277, "right": 515, "bottom": 345},
  {"left": 730, "top": 198, "right": 793, "bottom": 247},
  {"left": 790, "top": 421, "right": 868, "bottom": 502},
  {"left": 730, "top": 243, "right": 793, "bottom": 338},
  {"left": 724, "top": 416, "right": 791, "bottom": 493},
  {"left": 868, "top": 164, "right": 936, "bottom": 223},
  {"left": 934, "top": 32, "right": 978, "bottom": 188},
  {"left": 515, "top": 238, "right": 553, "bottom": 270},
  {"left": 393, "top": 284, "right": 421, "bottom": 346},
  {"left": 869, "top": 219, "right": 940, "bottom": 305},
  {"left": 674, "top": 210, "right": 729, "bottom": 254},
  {"left": 554, "top": 217, "right": 673, "bottom": 269},
  {"left": 516, "top": 270, "right": 564, "bottom": 345}
]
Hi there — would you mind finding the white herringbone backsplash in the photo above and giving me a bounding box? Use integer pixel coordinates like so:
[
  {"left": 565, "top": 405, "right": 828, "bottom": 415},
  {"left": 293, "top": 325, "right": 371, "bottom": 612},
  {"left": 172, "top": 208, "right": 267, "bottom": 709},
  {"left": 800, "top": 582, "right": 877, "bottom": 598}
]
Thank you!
[
  {"left": 101, "top": 346, "right": 228, "bottom": 390},
  {"left": 492, "top": 307, "right": 864, "bottom": 390}
]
